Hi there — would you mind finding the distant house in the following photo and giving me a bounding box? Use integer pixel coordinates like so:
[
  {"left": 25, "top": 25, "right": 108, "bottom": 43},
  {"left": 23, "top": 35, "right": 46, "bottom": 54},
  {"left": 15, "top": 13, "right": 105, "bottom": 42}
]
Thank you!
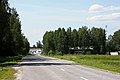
[
  {"left": 110, "top": 52, "right": 119, "bottom": 55},
  {"left": 29, "top": 48, "right": 42, "bottom": 54},
  {"left": 69, "top": 47, "right": 93, "bottom": 54}
]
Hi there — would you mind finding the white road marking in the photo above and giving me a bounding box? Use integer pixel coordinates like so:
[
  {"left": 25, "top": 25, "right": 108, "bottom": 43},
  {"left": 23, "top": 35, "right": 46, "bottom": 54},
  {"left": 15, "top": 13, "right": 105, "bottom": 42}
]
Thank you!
[
  {"left": 60, "top": 68, "right": 65, "bottom": 71},
  {"left": 80, "top": 77, "right": 88, "bottom": 80}
]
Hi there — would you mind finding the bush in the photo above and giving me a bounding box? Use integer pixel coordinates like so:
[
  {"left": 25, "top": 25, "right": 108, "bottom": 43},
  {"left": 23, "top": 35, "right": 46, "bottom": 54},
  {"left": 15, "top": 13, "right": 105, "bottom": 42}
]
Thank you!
[
  {"left": 5, "top": 55, "right": 23, "bottom": 62},
  {"left": 55, "top": 51, "right": 63, "bottom": 55},
  {"left": 0, "top": 55, "right": 23, "bottom": 63},
  {"left": 48, "top": 50, "right": 55, "bottom": 55}
]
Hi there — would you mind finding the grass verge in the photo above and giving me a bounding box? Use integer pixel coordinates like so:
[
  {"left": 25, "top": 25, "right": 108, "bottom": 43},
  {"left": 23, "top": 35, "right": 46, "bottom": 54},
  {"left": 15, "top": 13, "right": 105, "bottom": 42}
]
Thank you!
[
  {"left": 50, "top": 54, "right": 120, "bottom": 73},
  {"left": 0, "top": 67, "right": 16, "bottom": 80},
  {"left": 0, "top": 56, "right": 22, "bottom": 80}
]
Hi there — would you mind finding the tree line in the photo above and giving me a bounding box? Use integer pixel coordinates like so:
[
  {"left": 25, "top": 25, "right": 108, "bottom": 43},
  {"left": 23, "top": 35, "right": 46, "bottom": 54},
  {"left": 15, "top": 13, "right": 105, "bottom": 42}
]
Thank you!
[
  {"left": 106, "top": 30, "right": 120, "bottom": 52},
  {"left": 0, "top": 0, "right": 29, "bottom": 56},
  {"left": 43, "top": 26, "right": 120, "bottom": 55},
  {"left": 32, "top": 40, "right": 43, "bottom": 48}
]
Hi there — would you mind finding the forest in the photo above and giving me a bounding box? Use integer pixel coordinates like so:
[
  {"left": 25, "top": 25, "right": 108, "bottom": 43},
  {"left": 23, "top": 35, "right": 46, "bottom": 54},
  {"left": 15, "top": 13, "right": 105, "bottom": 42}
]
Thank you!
[
  {"left": 43, "top": 27, "right": 120, "bottom": 55},
  {"left": 0, "top": 0, "right": 29, "bottom": 56}
]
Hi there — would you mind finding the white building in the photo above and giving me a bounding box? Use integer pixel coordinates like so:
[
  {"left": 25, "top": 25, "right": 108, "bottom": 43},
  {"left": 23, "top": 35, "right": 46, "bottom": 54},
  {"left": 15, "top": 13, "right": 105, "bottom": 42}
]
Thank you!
[
  {"left": 110, "top": 52, "right": 119, "bottom": 55},
  {"left": 29, "top": 48, "right": 42, "bottom": 54}
]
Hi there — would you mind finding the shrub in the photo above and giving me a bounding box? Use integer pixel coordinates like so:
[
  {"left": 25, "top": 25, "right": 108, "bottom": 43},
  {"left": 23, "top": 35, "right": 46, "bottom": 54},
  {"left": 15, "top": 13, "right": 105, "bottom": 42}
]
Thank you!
[
  {"left": 55, "top": 51, "right": 63, "bottom": 55},
  {"left": 48, "top": 50, "right": 55, "bottom": 55}
]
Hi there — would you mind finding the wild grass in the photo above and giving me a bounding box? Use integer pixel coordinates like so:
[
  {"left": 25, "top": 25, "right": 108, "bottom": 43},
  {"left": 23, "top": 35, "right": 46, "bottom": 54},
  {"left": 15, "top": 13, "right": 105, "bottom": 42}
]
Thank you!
[
  {"left": 0, "top": 67, "right": 16, "bottom": 80},
  {"left": 0, "top": 56, "right": 22, "bottom": 80},
  {"left": 51, "top": 54, "right": 120, "bottom": 73}
]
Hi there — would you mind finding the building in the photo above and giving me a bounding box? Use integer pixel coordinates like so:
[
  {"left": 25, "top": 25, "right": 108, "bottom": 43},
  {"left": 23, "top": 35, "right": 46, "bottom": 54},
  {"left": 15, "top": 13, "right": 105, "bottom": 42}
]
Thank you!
[
  {"left": 29, "top": 48, "right": 42, "bottom": 55},
  {"left": 110, "top": 52, "right": 119, "bottom": 55}
]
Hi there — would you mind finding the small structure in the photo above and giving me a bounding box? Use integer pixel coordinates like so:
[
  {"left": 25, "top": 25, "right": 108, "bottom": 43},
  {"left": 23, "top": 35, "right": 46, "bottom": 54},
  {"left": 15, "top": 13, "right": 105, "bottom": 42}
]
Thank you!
[
  {"left": 29, "top": 48, "right": 42, "bottom": 55},
  {"left": 110, "top": 52, "right": 119, "bottom": 55}
]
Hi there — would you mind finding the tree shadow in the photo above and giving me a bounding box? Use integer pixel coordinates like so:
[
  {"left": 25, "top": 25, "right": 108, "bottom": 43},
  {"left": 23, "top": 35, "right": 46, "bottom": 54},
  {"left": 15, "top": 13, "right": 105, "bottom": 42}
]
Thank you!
[
  {"left": 0, "top": 55, "right": 76, "bottom": 67},
  {"left": 22, "top": 56, "right": 56, "bottom": 62},
  {"left": 20, "top": 62, "right": 75, "bottom": 66}
]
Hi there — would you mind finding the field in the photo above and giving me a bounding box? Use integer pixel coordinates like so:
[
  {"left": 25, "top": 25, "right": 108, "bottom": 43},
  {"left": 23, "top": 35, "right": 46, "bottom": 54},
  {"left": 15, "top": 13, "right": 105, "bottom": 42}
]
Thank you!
[{"left": 51, "top": 55, "right": 120, "bottom": 73}]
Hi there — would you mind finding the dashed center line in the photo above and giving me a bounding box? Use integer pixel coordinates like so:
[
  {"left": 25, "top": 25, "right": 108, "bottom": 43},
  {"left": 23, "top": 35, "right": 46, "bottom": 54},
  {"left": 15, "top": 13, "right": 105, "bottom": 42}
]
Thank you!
[
  {"left": 80, "top": 77, "right": 88, "bottom": 80},
  {"left": 60, "top": 68, "right": 65, "bottom": 71}
]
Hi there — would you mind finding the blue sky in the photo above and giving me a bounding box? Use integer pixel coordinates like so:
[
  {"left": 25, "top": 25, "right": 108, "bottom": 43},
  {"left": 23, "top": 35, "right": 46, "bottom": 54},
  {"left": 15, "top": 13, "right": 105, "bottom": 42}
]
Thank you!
[{"left": 9, "top": 0, "right": 120, "bottom": 46}]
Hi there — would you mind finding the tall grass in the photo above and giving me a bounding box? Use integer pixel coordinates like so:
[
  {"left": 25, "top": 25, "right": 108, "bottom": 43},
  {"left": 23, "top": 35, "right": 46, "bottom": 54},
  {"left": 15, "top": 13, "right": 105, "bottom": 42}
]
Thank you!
[
  {"left": 0, "top": 67, "right": 16, "bottom": 80},
  {"left": 0, "top": 56, "right": 22, "bottom": 80},
  {"left": 51, "top": 54, "right": 120, "bottom": 73}
]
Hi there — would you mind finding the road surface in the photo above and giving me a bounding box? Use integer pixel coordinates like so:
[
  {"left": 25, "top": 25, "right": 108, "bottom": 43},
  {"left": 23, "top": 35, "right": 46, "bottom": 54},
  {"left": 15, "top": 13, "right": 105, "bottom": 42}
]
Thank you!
[{"left": 17, "top": 54, "right": 120, "bottom": 80}]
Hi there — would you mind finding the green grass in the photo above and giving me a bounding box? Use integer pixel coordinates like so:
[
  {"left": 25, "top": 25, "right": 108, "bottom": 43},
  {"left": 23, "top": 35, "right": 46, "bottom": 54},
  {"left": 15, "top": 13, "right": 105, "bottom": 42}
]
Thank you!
[
  {"left": 0, "top": 56, "right": 22, "bottom": 80},
  {"left": 0, "top": 61, "right": 19, "bottom": 67},
  {"left": 0, "top": 67, "right": 16, "bottom": 80},
  {"left": 0, "top": 55, "right": 23, "bottom": 63},
  {"left": 50, "top": 54, "right": 120, "bottom": 73}
]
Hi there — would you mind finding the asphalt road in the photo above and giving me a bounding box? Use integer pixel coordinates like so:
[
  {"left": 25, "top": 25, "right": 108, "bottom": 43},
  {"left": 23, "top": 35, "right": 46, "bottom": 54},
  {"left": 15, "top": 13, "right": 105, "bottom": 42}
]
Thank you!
[{"left": 18, "top": 54, "right": 120, "bottom": 80}]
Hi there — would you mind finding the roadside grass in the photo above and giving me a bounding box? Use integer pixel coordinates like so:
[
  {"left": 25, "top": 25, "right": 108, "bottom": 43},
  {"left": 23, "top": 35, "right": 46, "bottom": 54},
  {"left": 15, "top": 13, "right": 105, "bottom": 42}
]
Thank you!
[
  {"left": 50, "top": 54, "right": 120, "bottom": 73},
  {"left": 0, "top": 56, "right": 22, "bottom": 80},
  {"left": 0, "top": 67, "right": 16, "bottom": 80}
]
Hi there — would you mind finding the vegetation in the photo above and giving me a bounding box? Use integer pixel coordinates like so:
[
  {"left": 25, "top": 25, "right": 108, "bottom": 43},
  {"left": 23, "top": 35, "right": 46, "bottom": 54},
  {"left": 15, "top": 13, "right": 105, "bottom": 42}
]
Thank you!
[
  {"left": 32, "top": 40, "right": 43, "bottom": 48},
  {"left": 0, "top": 0, "right": 29, "bottom": 56},
  {"left": 50, "top": 54, "right": 120, "bottom": 73},
  {"left": 106, "top": 30, "right": 120, "bottom": 52},
  {"left": 43, "top": 26, "right": 120, "bottom": 55},
  {"left": 0, "top": 67, "right": 16, "bottom": 80},
  {"left": 0, "top": 55, "right": 22, "bottom": 64},
  {"left": 0, "top": 0, "right": 29, "bottom": 79},
  {"left": 43, "top": 27, "right": 106, "bottom": 55},
  {"left": 0, "top": 55, "right": 22, "bottom": 80}
]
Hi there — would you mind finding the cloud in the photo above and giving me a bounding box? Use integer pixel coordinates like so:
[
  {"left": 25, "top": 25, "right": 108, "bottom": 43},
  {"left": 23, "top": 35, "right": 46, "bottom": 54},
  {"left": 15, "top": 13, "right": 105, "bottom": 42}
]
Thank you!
[
  {"left": 89, "top": 13, "right": 120, "bottom": 21},
  {"left": 89, "top": 4, "right": 104, "bottom": 12},
  {"left": 89, "top": 4, "right": 120, "bottom": 12}
]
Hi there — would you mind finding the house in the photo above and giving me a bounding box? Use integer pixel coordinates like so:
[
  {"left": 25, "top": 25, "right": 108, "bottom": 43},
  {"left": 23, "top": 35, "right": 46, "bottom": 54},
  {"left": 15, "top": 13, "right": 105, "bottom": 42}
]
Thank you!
[
  {"left": 110, "top": 52, "right": 119, "bottom": 55},
  {"left": 69, "top": 47, "right": 93, "bottom": 54},
  {"left": 29, "top": 48, "right": 42, "bottom": 55}
]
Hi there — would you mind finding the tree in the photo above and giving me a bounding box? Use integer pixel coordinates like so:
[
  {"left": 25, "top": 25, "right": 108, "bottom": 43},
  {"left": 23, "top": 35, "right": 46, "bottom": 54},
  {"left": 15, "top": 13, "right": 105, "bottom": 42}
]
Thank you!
[
  {"left": 43, "top": 27, "right": 107, "bottom": 55},
  {"left": 33, "top": 45, "right": 36, "bottom": 48},
  {"left": 67, "top": 27, "right": 72, "bottom": 48},
  {"left": 0, "top": 0, "right": 11, "bottom": 55},
  {"left": 54, "top": 28, "right": 68, "bottom": 53},
  {"left": 60, "top": 28, "right": 69, "bottom": 53},
  {"left": 72, "top": 29, "right": 78, "bottom": 48},
  {"left": 43, "top": 31, "right": 55, "bottom": 53},
  {"left": 9, "top": 8, "right": 23, "bottom": 55},
  {"left": 90, "top": 27, "right": 106, "bottom": 54},
  {"left": 78, "top": 28, "right": 82, "bottom": 48},
  {"left": 0, "top": 0, "right": 30, "bottom": 56},
  {"left": 43, "top": 28, "right": 69, "bottom": 54},
  {"left": 111, "top": 30, "right": 120, "bottom": 51},
  {"left": 55, "top": 28, "right": 62, "bottom": 51},
  {"left": 78, "top": 26, "right": 90, "bottom": 52},
  {"left": 21, "top": 35, "right": 30, "bottom": 55},
  {"left": 36, "top": 40, "right": 42, "bottom": 48},
  {"left": 106, "top": 35, "right": 116, "bottom": 52}
]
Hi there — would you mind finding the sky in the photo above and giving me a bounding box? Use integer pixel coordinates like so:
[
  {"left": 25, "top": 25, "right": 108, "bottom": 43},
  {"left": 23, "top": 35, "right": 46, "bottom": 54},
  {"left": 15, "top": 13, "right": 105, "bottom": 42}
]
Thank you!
[{"left": 9, "top": 0, "right": 120, "bottom": 46}]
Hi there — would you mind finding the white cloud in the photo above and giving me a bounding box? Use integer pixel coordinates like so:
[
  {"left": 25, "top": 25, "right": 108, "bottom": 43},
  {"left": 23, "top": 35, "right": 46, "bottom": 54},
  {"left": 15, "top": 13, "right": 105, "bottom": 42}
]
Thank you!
[
  {"left": 89, "top": 4, "right": 104, "bottom": 12},
  {"left": 89, "top": 13, "right": 120, "bottom": 21},
  {"left": 89, "top": 4, "right": 120, "bottom": 12}
]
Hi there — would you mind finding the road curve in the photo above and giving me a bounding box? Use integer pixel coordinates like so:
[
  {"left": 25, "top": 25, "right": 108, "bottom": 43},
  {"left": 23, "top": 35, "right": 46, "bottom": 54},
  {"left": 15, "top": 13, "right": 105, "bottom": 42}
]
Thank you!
[{"left": 17, "top": 55, "right": 120, "bottom": 80}]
